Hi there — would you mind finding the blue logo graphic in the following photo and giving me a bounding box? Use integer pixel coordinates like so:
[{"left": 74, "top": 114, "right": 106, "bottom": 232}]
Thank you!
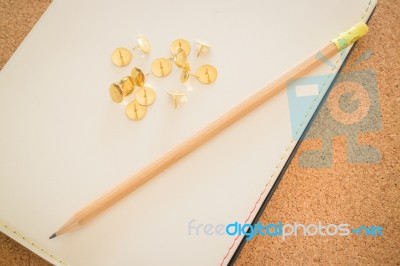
[{"left": 286, "top": 49, "right": 382, "bottom": 168}]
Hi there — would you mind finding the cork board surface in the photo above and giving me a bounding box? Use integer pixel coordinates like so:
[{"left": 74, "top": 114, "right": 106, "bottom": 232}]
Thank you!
[{"left": 0, "top": 0, "right": 399, "bottom": 265}]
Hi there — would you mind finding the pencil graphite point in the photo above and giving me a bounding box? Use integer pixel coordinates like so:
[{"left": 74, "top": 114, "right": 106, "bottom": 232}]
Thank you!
[{"left": 49, "top": 233, "right": 57, "bottom": 239}]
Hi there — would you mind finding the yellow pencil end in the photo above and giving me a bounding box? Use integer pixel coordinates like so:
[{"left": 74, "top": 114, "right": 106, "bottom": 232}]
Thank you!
[{"left": 331, "top": 22, "right": 369, "bottom": 51}]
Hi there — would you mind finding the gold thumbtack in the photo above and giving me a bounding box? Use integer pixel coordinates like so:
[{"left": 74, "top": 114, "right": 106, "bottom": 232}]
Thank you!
[
  {"left": 135, "top": 87, "right": 156, "bottom": 106},
  {"left": 111, "top": 35, "right": 151, "bottom": 67},
  {"left": 195, "top": 40, "right": 211, "bottom": 57},
  {"left": 170, "top": 39, "right": 191, "bottom": 57},
  {"left": 132, "top": 35, "right": 152, "bottom": 54},
  {"left": 161, "top": 49, "right": 187, "bottom": 70},
  {"left": 196, "top": 64, "right": 218, "bottom": 84},
  {"left": 109, "top": 83, "right": 124, "bottom": 103},
  {"left": 151, "top": 58, "right": 172, "bottom": 77},
  {"left": 119, "top": 76, "right": 135, "bottom": 96},
  {"left": 111, "top": 48, "right": 132, "bottom": 67},
  {"left": 125, "top": 101, "right": 147, "bottom": 121},
  {"left": 167, "top": 47, "right": 187, "bottom": 68},
  {"left": 180, "top": 63, "right": 198, "bottom": 83},
  {"left": 109, "top": 77, "right": 135, "bottom": 103},
  {"left": 131, "top": 67, "right": 146, "bottom": 87},
  {"left": 167, "top": 90, "right": 187, "bottom": 109},
  {"left": 180, "top": 64, "right": 217, "bottom": 84}
]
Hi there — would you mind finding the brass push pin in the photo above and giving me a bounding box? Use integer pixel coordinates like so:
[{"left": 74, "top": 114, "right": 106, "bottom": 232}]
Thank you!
[
  {"left": 196, "top": 64, "right": 218, "bottom": 84},
  {"left": 180, "top": 63, "right": 217, "bottom": 84},
  {"left": 131, "top": 67, "right": 146, "bottom": 87},
  {"left": 119, "top": 76, "right": 135, "bottom": 96},
  {"left": 111, "top": 48, "right": 132, "bottom": 67},
  {"left": 170, "top": 39, "right": 191, "bottom": 57},
  {"left": 109, "top": 83, "right": 124, "bottom": 103},
  {"left": 173, "top": 47, "right": 187, "bottom": 68},
  {"left": 135, "top": 87, "right": 156, "bottom": 106},
  {"left": 111, "top": 35, "right": 151, "bottom": 67},
  {"left": 167, "top": 90, "right": 187, "bottom": 109},
  {"left": 132, "top": 35, "right": 152, "bottom": 54},
  {"left": 125, "top": 101, "right": 147, "bottom": 121},
  {"left": 195, "top": 40, "right": 211, "bottom": 57},
  {"left": 167, "top": 47, "right": 187, "bottom": 68},
  {"left": 169, "top": 39, "right": 190, "bottom": 68},
  {"left": 109, "top": 77, "right": 135, "bottom": 103},
  {"left": 180, "top": 63, "right": 198, "bottom": 83},
  {"left": 151, "top": 58, "right": 172, "bottom": 77}
]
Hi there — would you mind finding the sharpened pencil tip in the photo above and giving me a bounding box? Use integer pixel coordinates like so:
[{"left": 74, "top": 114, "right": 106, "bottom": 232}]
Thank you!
[{"left": 49, "top": 233, "right": 56, "bottom": 239}]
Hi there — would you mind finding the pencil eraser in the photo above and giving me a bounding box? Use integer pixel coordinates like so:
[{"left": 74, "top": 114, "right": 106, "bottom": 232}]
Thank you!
[{"left": 331, "top": 22, "right": 369, "bottom": 51}]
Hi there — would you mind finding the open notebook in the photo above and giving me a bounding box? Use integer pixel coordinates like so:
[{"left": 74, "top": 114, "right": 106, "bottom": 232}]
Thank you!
[{"left": 0, "top": 0, "right": 375, "bottom": 265}]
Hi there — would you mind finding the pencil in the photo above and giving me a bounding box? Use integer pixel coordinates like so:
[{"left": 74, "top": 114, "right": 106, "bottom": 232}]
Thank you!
[{"left": 50, "top": 22, "right": 368, "bottom": 239}]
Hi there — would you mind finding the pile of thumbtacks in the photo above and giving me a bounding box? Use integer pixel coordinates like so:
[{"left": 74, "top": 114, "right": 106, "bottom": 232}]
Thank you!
[{"left": 109, "top": 35, "right": 218, "bottom": 121}]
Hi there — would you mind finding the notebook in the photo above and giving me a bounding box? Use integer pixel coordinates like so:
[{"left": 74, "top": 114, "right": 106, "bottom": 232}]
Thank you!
[{"left": 0, "top": 0, "right": 376, "bottom": 265}]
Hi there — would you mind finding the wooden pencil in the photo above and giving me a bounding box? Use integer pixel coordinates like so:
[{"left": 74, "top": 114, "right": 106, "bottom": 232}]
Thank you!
[{"left": 50, "top": 22, "right": 368, "bottom": 239}]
